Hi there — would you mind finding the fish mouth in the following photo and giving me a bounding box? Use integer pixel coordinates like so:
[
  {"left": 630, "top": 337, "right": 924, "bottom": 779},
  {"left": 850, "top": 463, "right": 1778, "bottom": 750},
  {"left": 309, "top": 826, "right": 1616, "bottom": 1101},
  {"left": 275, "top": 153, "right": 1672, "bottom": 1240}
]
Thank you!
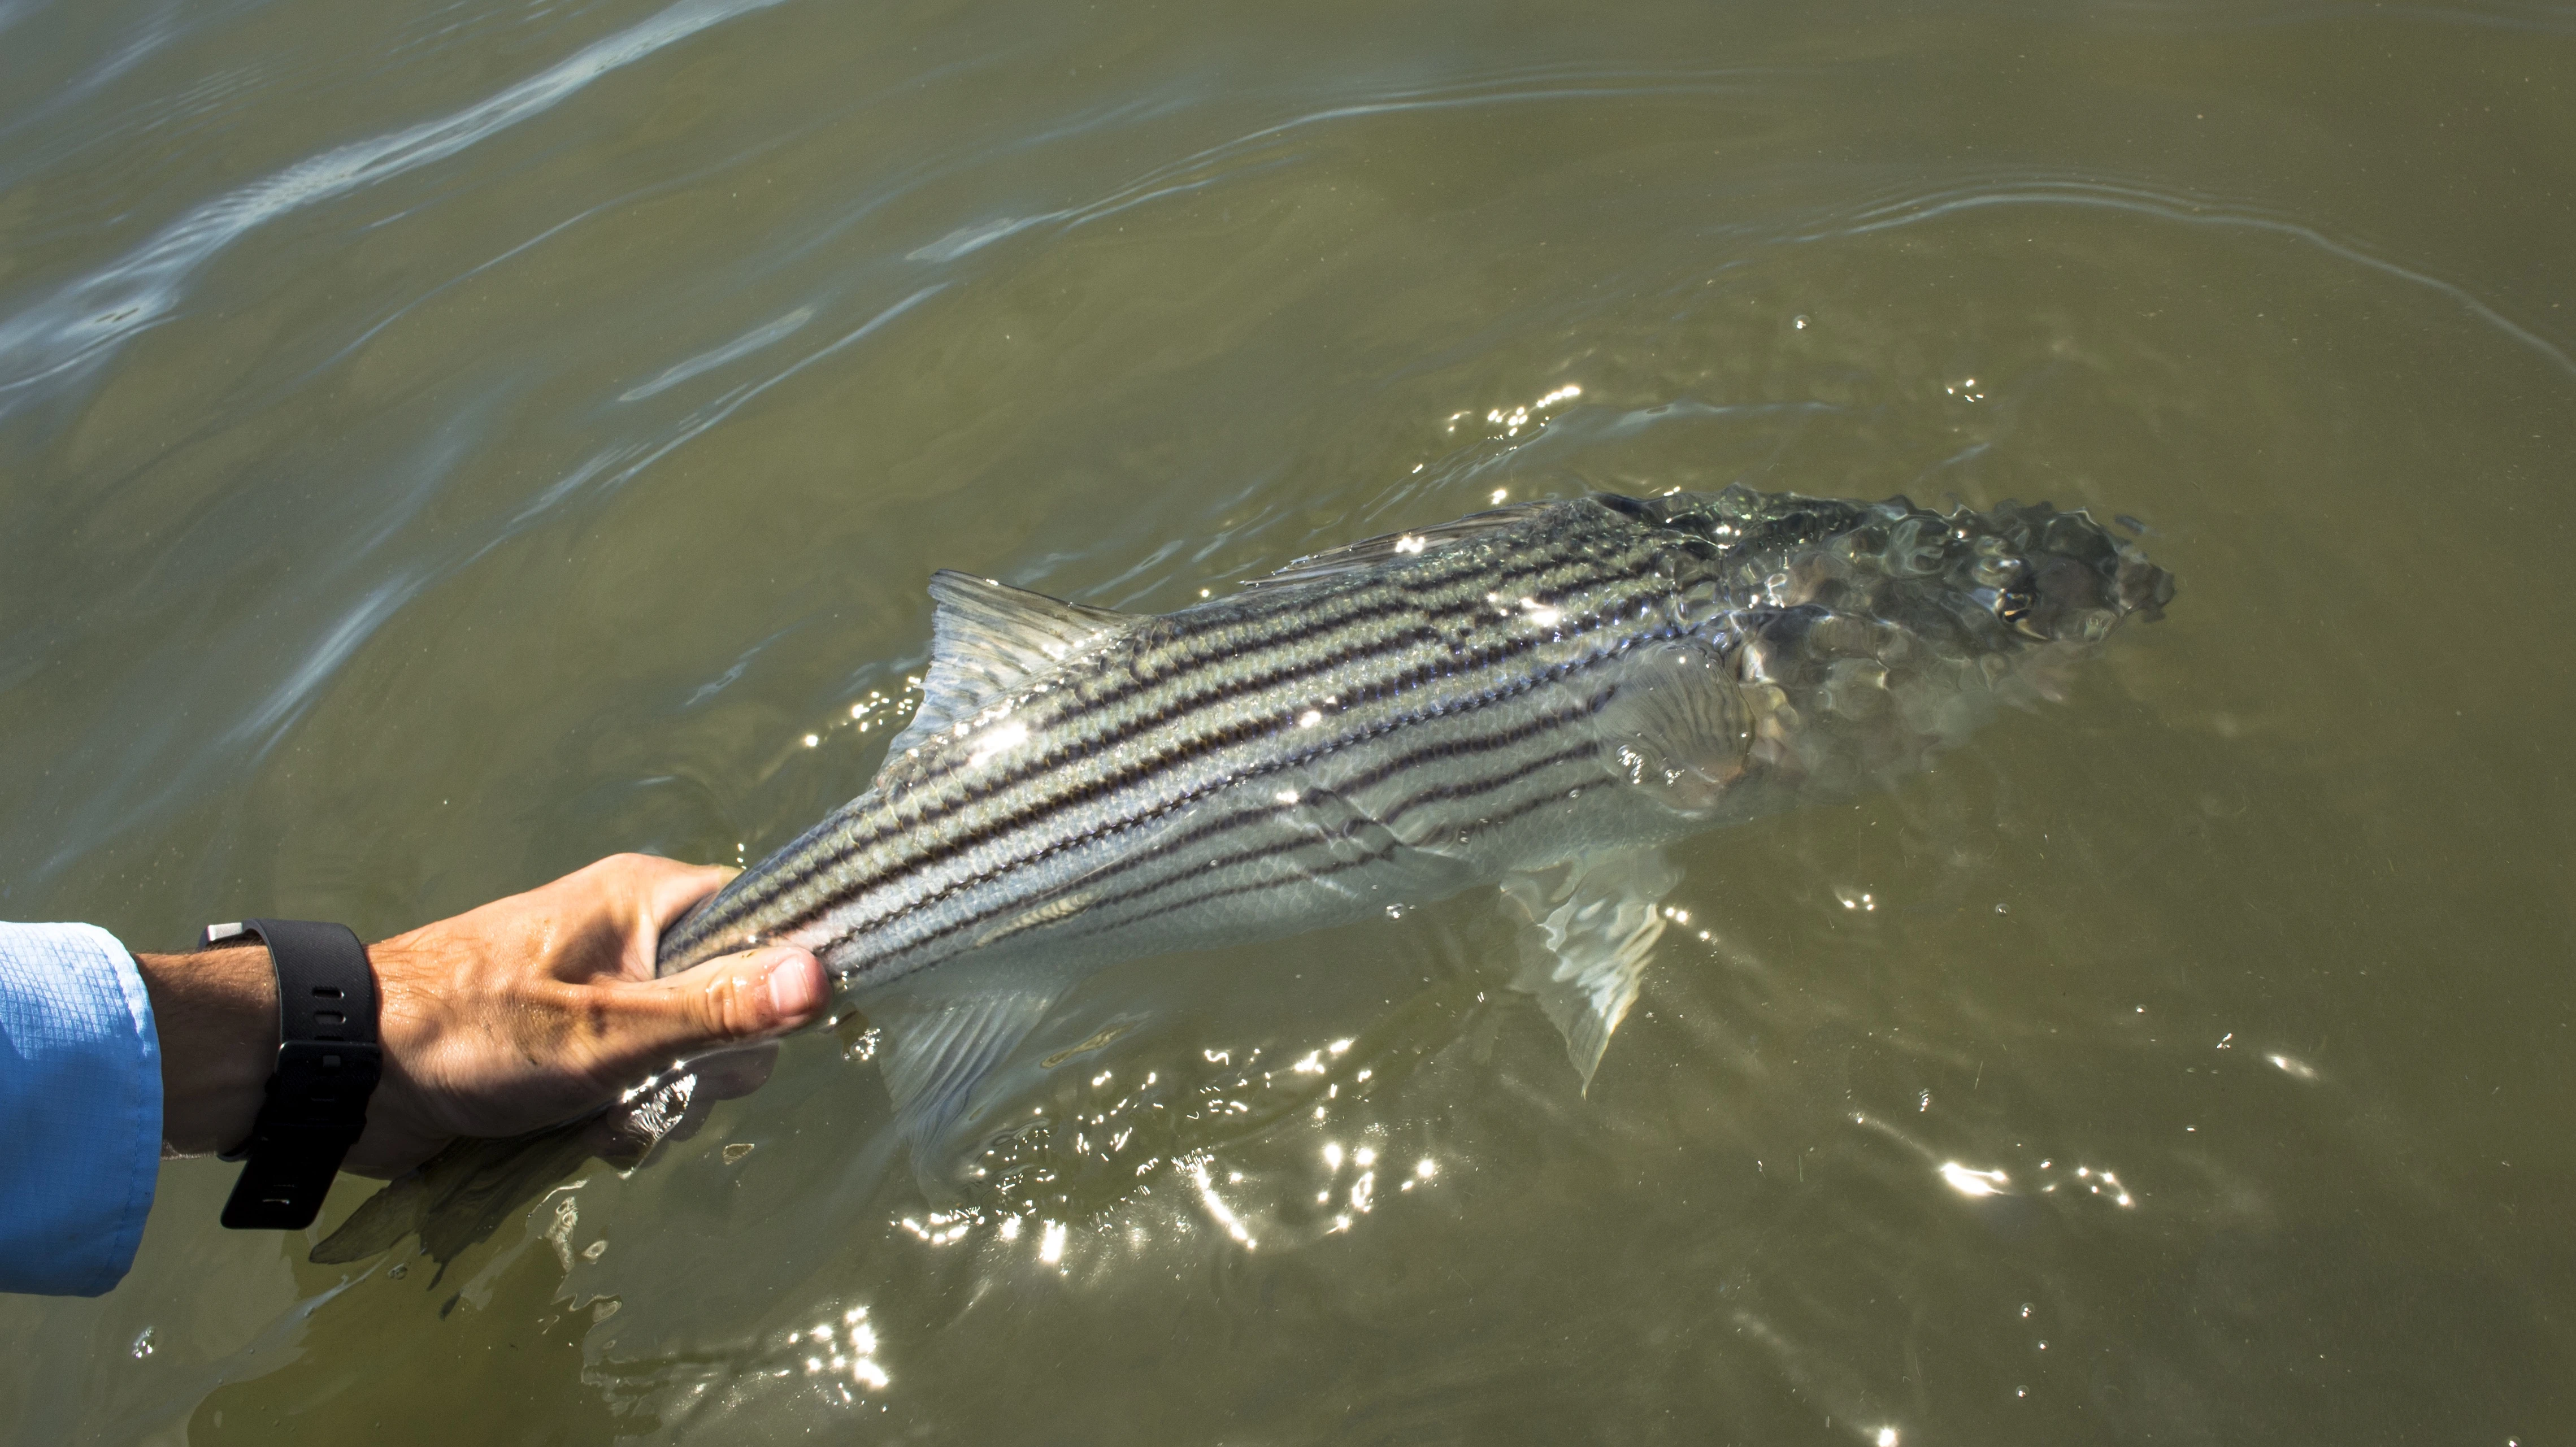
[{"left": 1966, "top": 498, "right": 2176, "bottom": 639}]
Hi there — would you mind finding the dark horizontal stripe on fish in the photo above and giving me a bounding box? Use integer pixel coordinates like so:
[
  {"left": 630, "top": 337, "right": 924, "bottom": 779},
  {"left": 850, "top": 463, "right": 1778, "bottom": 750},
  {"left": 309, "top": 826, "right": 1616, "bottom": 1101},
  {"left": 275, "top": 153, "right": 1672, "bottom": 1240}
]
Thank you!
[
  {"left": 667, "top": 512, "right": 1692, "bottom": 961},
  {"left": 865, "top": 536, "right": 1656, "bottom": 820},
  {"left": 867, "top": 514, "right": 1670, "bottom": 806},
  {"left": 860, "top": 729, "right": 1608, "bottom": 977},
  {"left": 819, "top": 655, "right": 1618, "bottom": 963},
  {"left": 844, "top": 691, "right": 1618, "bottom": 974},
  {"left": 1005, "top": 736, "right": 1611, "bottom": 954},
  {"left": 721, "top": 575, "right": 1682, "bottom": 943},
  {"left": 795, "top": 629, "right": 1658, "bottom": 957},
  {"left": 1028, "top": 773, "right": 1596, "bottom": 956}
]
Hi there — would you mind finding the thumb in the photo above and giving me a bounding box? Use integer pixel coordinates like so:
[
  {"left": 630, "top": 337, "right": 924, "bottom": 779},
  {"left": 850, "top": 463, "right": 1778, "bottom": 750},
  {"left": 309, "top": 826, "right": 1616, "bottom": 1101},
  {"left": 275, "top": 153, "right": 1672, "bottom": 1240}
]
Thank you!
[{"left": 592, "top": 946, "right": 830, "bottom": 1081}]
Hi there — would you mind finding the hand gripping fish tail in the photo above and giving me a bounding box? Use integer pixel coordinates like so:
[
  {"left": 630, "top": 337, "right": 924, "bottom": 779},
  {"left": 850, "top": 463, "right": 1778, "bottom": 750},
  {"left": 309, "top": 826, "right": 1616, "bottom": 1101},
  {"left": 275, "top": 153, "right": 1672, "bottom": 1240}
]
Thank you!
[{"left": 319, "top": 485, "right": 2172, "bottom": 1265}]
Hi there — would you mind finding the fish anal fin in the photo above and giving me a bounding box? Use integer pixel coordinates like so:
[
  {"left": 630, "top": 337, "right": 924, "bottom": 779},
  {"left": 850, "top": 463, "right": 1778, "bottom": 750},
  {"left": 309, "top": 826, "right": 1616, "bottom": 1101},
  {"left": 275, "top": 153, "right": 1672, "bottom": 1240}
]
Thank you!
[
  {"left": 871, "top": 969, "right": 1065, "bottom": 1188},
  {"left": 875, "top": 572, "right": 1138, "bottom": 776},
  {"left": 1500, "top": 847, "right": 1683, "bottom": 1091}
]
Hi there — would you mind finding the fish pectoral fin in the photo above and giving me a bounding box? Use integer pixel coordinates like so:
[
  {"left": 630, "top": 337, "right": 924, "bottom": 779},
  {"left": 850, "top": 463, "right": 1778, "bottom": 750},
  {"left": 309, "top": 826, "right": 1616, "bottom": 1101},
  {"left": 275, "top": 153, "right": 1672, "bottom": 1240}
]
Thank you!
[
  {"left": 871, "top": 971, "right": 1067, "bottom": 1181},
  {"left": 1595, "top": 637, "right": 1756, "bottom": 816},
  {"left": 1499, "top": 846, "right": 1684, "bottom": 1092},
  {"left": 874, "top": 571, "right": 1140, "bottom": 777}
]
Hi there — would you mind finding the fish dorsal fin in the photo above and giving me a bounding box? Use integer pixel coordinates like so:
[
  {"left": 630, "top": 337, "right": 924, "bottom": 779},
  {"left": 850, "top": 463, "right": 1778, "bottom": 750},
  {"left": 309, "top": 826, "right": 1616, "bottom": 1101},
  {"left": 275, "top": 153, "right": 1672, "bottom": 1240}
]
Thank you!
[
  {"left": 876, "top": 571, "right": 1137, "bottom": 769},
  {"left": 1498, "top": 846, "right": 1683, "bottom": 1091},
  {"left": 1240, "top": 502, "right": 1556, "bottom": 589}
]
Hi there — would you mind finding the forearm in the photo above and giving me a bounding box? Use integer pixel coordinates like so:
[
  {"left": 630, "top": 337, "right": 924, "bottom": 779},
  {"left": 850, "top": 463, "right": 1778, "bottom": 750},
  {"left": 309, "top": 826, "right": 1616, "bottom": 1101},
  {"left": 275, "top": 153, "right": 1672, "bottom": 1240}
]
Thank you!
[{"left": 131, "top": 945, "right": 276, "bottom": 1156}]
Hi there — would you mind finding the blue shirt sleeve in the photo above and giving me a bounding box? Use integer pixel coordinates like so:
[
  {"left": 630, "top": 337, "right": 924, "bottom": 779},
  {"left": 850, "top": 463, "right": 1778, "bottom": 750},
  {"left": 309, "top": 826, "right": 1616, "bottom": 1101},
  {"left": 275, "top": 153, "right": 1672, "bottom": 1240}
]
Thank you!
[{"left": 0, "top": 922, "right": 162, "bottom": 1296}]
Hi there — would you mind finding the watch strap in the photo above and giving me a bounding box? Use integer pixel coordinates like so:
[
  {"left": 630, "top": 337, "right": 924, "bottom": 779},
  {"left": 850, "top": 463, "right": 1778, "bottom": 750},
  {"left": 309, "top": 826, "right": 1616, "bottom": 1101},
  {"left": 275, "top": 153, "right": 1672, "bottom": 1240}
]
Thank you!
[{"left": 202, "top": 919, "right": 383, "bottom": 1230}]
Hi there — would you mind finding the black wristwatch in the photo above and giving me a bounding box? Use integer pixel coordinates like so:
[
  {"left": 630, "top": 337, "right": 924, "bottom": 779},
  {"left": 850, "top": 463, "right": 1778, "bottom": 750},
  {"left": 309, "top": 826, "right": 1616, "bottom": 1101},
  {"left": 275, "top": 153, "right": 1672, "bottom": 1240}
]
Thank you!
[{"left": 201, "top": 919, "right": 383, "bottom": 1229}]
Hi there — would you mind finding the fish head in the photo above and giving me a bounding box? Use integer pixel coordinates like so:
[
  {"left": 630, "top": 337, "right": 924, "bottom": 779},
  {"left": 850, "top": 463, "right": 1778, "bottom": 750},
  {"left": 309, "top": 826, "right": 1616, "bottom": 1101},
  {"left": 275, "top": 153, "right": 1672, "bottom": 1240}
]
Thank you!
[
  {"left": 1630, "top": 484, "right": 2172, "bottom": 651},
  {"left": 1945, "top": 497, "right": 2176, "bottom": 642},
  {"left": 1590, "top": 487, "right": 2174, "bottom": 815}
]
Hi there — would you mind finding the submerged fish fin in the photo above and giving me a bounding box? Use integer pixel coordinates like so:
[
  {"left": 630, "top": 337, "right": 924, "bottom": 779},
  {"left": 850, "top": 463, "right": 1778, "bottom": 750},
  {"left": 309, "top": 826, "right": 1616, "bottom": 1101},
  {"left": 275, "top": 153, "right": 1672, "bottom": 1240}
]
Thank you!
[
  {"left": 1241, "top": 502, "right": 1557, "bottom": 589},
  {"left": 1595, "top": 636, "right": 1756, "bottom": 815},
  {"left": 877, "top": 572, "right": 1138, "bottom": 770},
  {"left": 1499, "top": 846, "right": 1683, "bottom": 1091},
  {"left": 872, "top": 970, "right": 1066, "bottom": 1184},
  {"left": 310, "top": 1117, "right": 598, "bottom": 1271},
  {"left": 310, "top": 1070, "right": 711, "bottom": 1270}
]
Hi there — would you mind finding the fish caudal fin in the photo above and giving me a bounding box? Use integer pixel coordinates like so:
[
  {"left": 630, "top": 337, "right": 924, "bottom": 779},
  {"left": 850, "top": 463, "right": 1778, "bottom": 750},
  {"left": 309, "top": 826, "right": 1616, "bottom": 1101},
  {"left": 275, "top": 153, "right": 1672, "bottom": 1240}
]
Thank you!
[{"left": 1500, "top": 847, "right": 1682, "bottom": 1090}]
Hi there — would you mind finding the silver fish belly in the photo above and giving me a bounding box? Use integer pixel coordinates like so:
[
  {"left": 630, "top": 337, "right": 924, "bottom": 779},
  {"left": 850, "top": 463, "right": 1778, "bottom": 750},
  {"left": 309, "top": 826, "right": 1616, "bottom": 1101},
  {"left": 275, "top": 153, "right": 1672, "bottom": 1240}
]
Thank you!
[{"left": 657, "top": 485, "right": 2172, "bottom": 1159}]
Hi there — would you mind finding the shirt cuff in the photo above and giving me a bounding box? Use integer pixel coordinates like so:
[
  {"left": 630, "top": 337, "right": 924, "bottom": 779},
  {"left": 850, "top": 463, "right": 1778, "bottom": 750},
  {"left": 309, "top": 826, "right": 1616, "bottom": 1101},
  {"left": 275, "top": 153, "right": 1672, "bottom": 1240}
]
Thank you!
[{"left": 0, "top": 922, "right": 162, "bottom": 1296}]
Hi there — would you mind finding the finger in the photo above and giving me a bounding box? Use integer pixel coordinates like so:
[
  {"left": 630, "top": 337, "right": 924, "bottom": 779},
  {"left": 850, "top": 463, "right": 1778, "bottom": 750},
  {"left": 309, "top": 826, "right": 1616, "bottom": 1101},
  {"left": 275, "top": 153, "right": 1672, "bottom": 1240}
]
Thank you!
[
  {"left": 585, "top": 946, "right": 828, "bottom": 1083},
  {"left": 633, "top": 857, "right": 743, "bottom": 933},
  {"left": 576, "top": 852, "right": 741, "bottom": 935},
  {"left": 550, "top": 854, "right": 741, "bottom": 983}
]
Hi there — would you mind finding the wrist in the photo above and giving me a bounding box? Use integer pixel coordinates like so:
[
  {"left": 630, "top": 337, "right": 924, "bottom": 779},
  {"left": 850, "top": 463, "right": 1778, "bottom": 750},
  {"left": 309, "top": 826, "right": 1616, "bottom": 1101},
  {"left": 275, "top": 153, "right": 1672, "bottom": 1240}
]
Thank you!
[{"left": 133, "top": 945, "right": 277, "bottom": 1156}]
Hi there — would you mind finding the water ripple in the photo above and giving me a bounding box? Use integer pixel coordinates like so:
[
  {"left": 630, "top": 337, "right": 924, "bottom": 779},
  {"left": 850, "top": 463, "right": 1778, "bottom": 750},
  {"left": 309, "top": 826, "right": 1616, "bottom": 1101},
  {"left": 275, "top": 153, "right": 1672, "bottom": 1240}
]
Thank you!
[
  {"left": 1797, "top": 174, "right": 2576, "bottom": 382},
  {"left": 546, "top": 283, "right": 946, "bottom": 518},
  {"left": 0, "top": 0, "right": 795, "bottom": 416},
  {"left": 2095, "top": 0, "right": 2576, "bottom": 33},
  {"left": 620, "top": 307, "right": 816, "bottom": 402}
]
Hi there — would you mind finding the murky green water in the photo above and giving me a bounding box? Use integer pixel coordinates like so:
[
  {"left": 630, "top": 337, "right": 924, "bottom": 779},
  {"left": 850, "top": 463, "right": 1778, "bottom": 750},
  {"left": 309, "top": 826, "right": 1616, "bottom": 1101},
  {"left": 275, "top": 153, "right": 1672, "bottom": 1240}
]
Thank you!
[{"left": 4, "top": 0, "right": 2571, "bottom": 1441}]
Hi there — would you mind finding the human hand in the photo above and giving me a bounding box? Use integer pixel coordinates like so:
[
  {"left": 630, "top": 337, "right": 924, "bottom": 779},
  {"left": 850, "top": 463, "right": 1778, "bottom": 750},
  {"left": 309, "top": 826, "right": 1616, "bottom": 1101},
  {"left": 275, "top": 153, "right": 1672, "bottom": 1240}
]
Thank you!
[
  {"left": 138, "top": 854, "right": 829, "bottom": 1179},
  {"left": 346, "top": 854, "right": 827, "bottom": 1175}
]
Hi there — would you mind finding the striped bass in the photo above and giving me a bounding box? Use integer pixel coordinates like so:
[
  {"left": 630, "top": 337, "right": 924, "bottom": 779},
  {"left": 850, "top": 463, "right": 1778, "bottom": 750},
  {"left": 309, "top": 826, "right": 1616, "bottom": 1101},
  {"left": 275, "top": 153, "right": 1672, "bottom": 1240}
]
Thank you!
[{"left": 655, "top": 485, "right": 2173, "bottom": 1171}]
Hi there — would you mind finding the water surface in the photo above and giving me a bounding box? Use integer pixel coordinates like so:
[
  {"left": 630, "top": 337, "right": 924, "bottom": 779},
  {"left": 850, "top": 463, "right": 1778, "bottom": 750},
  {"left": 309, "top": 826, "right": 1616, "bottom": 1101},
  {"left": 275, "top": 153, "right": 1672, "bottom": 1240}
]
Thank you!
[{"left": 2, "top": 1, "right": 2570, "bottom": 1441}]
